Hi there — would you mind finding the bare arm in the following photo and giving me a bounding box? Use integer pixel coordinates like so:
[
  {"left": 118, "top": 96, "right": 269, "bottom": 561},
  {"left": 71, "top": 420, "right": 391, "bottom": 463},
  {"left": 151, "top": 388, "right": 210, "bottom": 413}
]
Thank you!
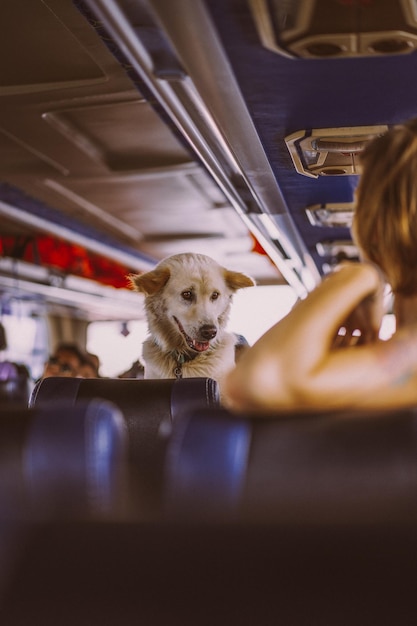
[{"left": 223, "top": 262, "right": 417, "bottom": 414}]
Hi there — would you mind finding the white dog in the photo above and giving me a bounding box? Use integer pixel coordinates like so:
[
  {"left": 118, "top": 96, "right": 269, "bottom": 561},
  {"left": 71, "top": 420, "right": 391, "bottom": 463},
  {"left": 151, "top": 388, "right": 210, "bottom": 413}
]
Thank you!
[{"left": 129, "top": 253, "right": 255, "bottom": 385}]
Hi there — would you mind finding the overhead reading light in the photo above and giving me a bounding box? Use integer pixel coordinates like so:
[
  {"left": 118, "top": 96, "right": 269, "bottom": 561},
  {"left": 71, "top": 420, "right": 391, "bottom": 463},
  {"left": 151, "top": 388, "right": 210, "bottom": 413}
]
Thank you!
[
  {"left": 316, "top": 240, "right": 359, "bottom": 261},
  {"left": 306, "top": 203, "right": 354, "bottom": 228},
  {"left": 248, "top": 0, "right": 417, "bottom": 59},
  {"left": 285, "top": 125, "right": 388, "bottom": 178}
]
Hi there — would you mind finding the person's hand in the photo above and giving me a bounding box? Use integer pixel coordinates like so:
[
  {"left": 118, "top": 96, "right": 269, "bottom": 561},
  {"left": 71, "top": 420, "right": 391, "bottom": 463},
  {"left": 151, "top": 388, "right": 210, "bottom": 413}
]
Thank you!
[{"left": 333, "top": 277, "right": 385, "bottom": 347}]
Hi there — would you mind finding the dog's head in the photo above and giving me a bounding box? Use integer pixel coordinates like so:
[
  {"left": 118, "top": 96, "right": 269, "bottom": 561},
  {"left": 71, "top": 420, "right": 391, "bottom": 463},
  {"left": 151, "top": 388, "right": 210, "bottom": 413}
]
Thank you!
[{"left": 129, "top": 253, "right": 255, "bottom": 354}]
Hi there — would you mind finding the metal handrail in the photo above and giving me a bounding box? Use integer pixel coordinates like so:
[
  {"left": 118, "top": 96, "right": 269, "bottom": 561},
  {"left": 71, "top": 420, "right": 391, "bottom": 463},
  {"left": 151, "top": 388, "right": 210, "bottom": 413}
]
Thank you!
[{"left": 86, "top": 0, "right": 320, "bottom": 295}]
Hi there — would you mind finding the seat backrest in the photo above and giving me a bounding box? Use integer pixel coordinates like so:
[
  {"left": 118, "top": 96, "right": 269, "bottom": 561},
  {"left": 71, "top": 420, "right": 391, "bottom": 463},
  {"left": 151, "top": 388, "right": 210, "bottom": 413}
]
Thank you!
[
  {"left": 0, "top": 400, "right": 127, "bottom": 521},
  {"left": 30, "top": 377, "right": 220, "bottom": 517},
  {"left": 30, "top": 378, "right": 219, "bottom": 450},
  {"left": 165, "top": 406, "right": 417, "bottom": 524}
]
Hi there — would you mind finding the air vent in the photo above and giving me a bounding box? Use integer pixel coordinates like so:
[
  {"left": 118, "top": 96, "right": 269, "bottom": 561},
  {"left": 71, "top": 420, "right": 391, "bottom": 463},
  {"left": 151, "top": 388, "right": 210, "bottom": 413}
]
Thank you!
[
  {"left": 285, "top": 126, "right": 388, "bottom": 178},
  {"left": 249, "top": 0, "right": 417, "bottom": 59},
  {"left": 316, "top": 240, "right": 359, "bottom": 261},
  {"left": 306, "top": 203, "right": 354, "bottom": 228}
]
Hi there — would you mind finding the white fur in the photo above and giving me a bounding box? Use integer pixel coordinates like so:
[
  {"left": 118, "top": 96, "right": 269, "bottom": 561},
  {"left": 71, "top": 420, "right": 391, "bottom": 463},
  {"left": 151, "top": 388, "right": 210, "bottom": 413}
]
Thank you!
[{"left": 129, "top": 253, "right": 255, "bottom": 391}]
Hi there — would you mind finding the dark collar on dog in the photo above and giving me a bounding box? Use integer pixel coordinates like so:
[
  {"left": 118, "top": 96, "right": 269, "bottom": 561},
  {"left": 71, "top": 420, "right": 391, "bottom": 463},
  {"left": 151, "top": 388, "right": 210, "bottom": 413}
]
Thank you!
[{"left": 171, "top": 350, "right": 198, "bottom": 379}]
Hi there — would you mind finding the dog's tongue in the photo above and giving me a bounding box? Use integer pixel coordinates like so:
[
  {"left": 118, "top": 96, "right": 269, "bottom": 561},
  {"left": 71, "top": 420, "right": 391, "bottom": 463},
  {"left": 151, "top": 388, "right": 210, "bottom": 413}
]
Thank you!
[{"left": 192, "top": 340, "right": 210, "bottom": 352}]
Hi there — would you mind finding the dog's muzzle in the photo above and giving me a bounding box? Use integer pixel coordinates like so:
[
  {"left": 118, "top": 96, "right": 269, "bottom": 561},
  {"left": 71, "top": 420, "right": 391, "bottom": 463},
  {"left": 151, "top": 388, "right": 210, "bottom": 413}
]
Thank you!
[{"left": 173, "top": 317, "right": 215, "bottom": 352}]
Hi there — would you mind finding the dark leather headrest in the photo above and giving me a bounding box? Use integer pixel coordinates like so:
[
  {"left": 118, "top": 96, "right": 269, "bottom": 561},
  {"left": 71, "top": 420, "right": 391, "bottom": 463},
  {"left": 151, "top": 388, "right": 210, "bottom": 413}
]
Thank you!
[
  {"left": 30, "top": 376, "right": 219, "bottom": 419},
  {"left": 30, "top": 376, "right": 219, "bottom": 453}
]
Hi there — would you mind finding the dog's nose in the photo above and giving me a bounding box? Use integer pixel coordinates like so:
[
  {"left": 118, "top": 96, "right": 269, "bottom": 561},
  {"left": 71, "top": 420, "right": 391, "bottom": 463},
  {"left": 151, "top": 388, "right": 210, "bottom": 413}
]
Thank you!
[{"left": 200, "top": 324, "right": 217, "bottom": 340}]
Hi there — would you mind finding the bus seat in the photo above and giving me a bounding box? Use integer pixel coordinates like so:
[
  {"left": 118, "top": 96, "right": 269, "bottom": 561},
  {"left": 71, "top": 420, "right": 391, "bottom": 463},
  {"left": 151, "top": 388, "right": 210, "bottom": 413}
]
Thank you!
[
  {"left": 0, "top": 521, "right": 416, "bottom": 626},
  {"left": 0, "top": 400, "right": 127, "bottom": 521},
  {"left": 0, "top": 361, "right": 31, "bottom": 407},
  {"left": 165, "top": 406, "right": 417, "bottom": 524},
  {"left": 29, "top": 376, "right": 220, "bottom": 517},
  {"left": 29, "top": 377, "right": 219, "bottom": 445}
]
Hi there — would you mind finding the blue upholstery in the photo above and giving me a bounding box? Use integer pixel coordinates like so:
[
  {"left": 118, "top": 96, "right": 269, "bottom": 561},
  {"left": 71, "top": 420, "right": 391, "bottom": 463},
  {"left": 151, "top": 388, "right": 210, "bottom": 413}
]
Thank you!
[
  {"left": 166, "top": 410, "right": 251, "bottom": 518},
  {"left": 0, "top": 401, "right": 127, "bottom": 521},
  {"left": 30, "top": 376, "right": 220, "bottom": 517},
  {"left": 165, "top": 406, "right": 417, "bottom": 524}
]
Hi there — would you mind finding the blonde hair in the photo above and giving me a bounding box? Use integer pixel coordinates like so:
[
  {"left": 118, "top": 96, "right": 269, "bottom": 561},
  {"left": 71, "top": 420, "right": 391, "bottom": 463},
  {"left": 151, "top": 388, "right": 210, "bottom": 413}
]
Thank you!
[{"left": 354, "top": 118, "right": 417, "bottom": 295}]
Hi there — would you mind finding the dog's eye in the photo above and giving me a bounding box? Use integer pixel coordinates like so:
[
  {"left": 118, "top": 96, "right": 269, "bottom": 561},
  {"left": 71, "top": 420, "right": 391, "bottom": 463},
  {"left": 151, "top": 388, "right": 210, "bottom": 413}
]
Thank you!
[
  {"left": 181, "top": 290, "right": 193, "bottom": 301},
  {"left": 211, "top": 291, "right": 220, "bottom": 301}
]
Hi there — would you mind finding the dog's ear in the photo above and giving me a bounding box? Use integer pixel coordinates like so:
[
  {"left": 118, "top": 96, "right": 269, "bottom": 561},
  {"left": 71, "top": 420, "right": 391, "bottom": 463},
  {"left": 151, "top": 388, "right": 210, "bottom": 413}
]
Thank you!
[
  {"left": 223, "top": 269, "right": 255, "bottom": 291},
  {"left": 128, "top": 267, "right": 171, "bottom": 296}
]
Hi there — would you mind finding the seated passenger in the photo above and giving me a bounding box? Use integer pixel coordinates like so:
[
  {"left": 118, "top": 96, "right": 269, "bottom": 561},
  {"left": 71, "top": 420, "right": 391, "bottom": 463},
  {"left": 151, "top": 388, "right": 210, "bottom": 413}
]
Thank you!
[
  {"left": 42, "top": 342, "right": 85, "bottom": 378},
  {"left": 79, "top": 352, "right": 101, "bottom": 378},
  {"left": 223, "top": 118, "right": 417, "bottom": 414},
  {"left": 0, "top": 361, "right": 32, "bottom": 405}
]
